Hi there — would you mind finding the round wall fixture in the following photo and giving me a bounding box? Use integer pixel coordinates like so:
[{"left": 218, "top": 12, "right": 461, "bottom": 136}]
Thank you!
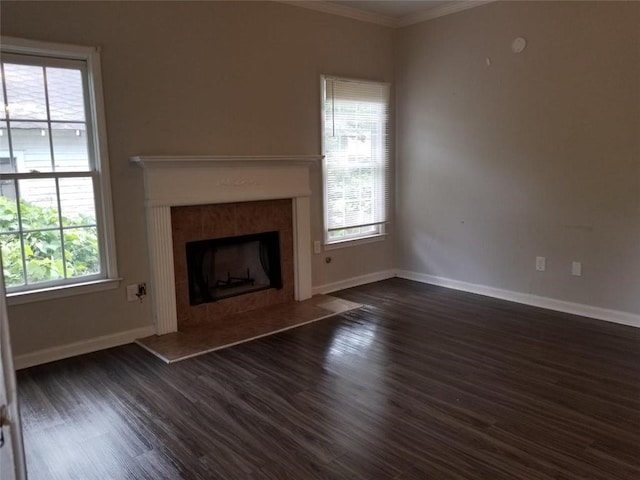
[{"left": 512, "top": 37, "right": 527, "bottom": 53}]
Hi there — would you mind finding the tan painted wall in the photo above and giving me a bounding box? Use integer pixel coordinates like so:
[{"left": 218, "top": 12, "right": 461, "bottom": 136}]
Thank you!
[
  {"left": 395, "top": 1, "right": 639, "bottom": 314},
  {"left": 4, "top": 0, "right": 638, "bottom": 358},
  {"left": 1, "top": 1, "right": 395, "bottom": 355}
]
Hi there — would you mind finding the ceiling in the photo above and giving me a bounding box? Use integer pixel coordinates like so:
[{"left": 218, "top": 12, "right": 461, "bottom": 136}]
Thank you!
[
  {"left": 285, "top": 0, "right": 494, "bottom": 27},
  {"left": 330, "top": 1, "right": 450, "bottom": 19}
]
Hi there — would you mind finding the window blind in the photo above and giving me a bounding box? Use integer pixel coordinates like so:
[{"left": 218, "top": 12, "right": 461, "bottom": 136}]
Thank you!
[{"left": 322, "top": 76, "right": 390, "bottom": 243}]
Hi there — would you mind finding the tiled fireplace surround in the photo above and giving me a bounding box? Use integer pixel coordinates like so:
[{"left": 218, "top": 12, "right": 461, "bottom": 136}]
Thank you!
[
  {"left": 172, "top": 200, "right": 294, "bottom": 328},
  {"left": 132, "top": 155, "right": 322, "bottom": 335}
]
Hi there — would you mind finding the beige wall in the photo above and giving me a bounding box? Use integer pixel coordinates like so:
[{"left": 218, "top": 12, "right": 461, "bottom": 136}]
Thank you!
[
  {"left": 4, "top": 0, "right": 638, "bottom": 358},
  {"left": 395, "top": 1, "right": 639, "bottom": 314},
  {"left": 1, "top": 1, "right": 395, "bottom": 355}
]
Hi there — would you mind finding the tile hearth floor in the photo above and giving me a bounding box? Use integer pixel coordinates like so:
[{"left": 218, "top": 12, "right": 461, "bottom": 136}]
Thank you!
[{"left": 136, "top": 294, "right": 362, "bottom": 363}]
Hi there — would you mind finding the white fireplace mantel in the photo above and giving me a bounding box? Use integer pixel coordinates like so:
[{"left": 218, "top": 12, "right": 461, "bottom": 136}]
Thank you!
[{"left": 132, "top": 155, "right": 322, "bottom": 335}]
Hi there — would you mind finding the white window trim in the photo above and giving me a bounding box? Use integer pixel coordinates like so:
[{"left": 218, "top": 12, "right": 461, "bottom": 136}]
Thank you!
[
  {"left": 1, "top": 36, "right": 119, "bottom": 303},
  {"left": 6, "top": 278, "right": 121, "bottom": 306},
  {"left": 320, "top": 74, "right": 390, "bottom": 248},
  {"left": 322, "top": 231, "right": 388, "bottom": 251}
]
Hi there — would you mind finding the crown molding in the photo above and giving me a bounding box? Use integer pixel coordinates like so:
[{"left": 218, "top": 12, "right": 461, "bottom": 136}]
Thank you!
[
  {"left": 280, "top": 1, "right": 398, "bottom": 27},
  {"left": 280, "top": 1, "right": 496, "bottom": 28},
  {"left": 397, "top": 0, "right": 497, "bottom": 27}
]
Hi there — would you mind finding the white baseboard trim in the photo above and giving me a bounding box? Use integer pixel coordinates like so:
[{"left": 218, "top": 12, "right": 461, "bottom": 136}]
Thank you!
[
  {"left": 15, "top": 269, "right": 637, "bottom": 370},
  {"left": 312, "top": 270, "right": 396, "bottom": 295},
  {"left": 13, "top": 325, "right": 156, "bottom": 370},
  {"left": 396, "top": 270, "right": 640, "bottom": 328}
]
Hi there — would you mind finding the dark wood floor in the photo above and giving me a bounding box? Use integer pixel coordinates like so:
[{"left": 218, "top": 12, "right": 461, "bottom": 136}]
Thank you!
[{"left": 17, "top": 278, "right": 640, "bottom": 479}]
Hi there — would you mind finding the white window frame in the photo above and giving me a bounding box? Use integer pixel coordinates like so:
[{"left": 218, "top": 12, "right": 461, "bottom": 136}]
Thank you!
[
  {"left": 320, "top": 75, "right": 390, "bottom": 247},
  {"left": 0, "top": 36, "right": 119, "bottom": 305}
]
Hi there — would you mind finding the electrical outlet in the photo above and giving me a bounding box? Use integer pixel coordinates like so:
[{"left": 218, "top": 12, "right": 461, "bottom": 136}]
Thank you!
[
  {"left": 571, "top": 261, "right": 582, "bottom": 276},
  {"left": 127, "top": 283, "right": 147, "bottom": 302},
  {"left": 536, "top": 256, "right": 546, "bottom": 272}
]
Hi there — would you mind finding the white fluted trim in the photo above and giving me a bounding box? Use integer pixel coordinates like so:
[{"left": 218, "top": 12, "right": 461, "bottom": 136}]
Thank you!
[
  {"left": 293, "top": 196, "right": 312, "bottom": 300},
  {"left": 147, "top": 206, "right": 178, "bottom": 335}
]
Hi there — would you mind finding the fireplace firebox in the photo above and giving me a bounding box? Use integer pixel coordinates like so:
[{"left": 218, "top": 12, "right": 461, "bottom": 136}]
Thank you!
[{"left": 186, "top": 231, "right": 283, "bottom": 305}]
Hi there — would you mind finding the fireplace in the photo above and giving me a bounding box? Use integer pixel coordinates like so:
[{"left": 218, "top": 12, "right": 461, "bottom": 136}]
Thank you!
[
  {"left": 132, "top": 155, "right": 321, "bottom": 335},
  {"left": 187, "top": 231, "right": 283, "bottom": 305},
  {"left": 171, "top": 199, "right": 295, "bottom": 327}
]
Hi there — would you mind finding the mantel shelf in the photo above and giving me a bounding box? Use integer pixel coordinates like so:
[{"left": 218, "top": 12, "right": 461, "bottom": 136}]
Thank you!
[{"left": 131, "top": 155, "right": 323, "bottom": 169}]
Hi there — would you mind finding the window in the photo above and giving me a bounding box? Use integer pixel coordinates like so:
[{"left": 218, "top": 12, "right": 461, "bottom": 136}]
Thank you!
[
  {"left": 321, "top": 76, "right": 390, "bottom": 245},
  {"left": 0, "top": 37, "right": 118, "bottom": 301}
]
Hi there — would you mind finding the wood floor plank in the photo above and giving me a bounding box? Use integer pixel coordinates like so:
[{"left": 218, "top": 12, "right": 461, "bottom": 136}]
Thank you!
[{"left": 17, "top": 278, "right": 640, "bottom": 479}]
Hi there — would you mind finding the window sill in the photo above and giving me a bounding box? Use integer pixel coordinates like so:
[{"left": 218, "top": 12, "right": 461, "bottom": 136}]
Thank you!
[
  {"left": 324, "top": 233, "right": 387, "bottom": 251},
  {"left": 6, "top": 278, "right": 122, "bottom": 306}
]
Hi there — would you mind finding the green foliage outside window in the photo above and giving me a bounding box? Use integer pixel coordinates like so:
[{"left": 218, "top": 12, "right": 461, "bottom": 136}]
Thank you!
[{"left": 0, "top": 196, "right": 99, "bottom": 288}]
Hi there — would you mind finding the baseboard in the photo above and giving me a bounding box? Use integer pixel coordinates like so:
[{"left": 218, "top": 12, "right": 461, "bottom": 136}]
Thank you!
[
  {"left": 13, "top": 325, "right": 156, "bottom": 370},
  {"left": 396, "top": 270, "right": 640, "bottom": 328},
  {"left": 312, "top": 270, "right": 396, "bottom": 295},
  {"left": 15, "top": 270, "right": 637, "bottom": 370}
]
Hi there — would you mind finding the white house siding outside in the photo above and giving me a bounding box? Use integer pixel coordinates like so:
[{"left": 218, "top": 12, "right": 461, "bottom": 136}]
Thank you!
[{"left": 0, "top": 126, "right": 95, "bottom": 218}]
